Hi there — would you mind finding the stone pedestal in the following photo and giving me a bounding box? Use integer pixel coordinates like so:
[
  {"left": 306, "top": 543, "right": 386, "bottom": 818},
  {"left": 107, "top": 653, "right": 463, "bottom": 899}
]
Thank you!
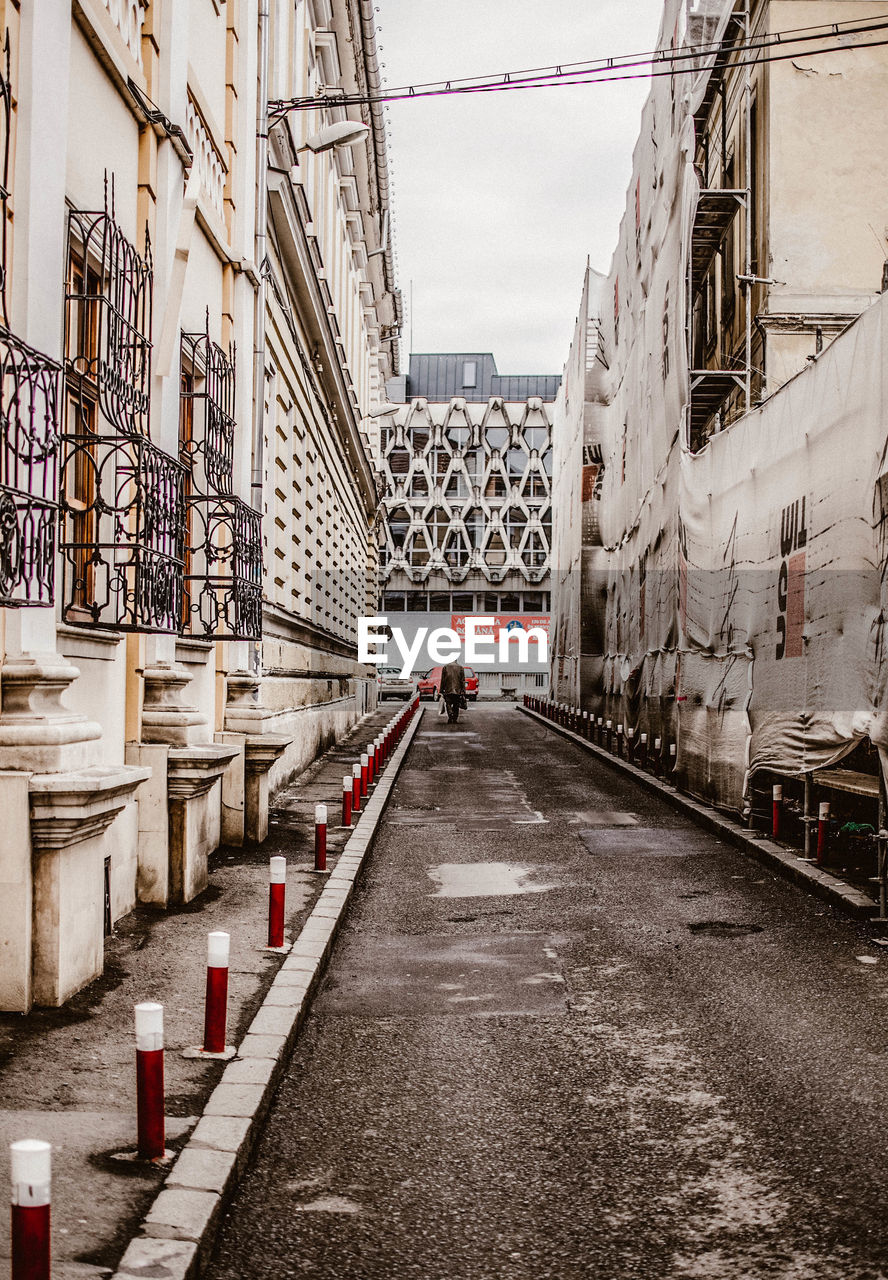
[
  {"left": 28, "top": 765, "right": 151, "bottom": 1006},
  {"left": 141, "top": 664, "right": 208, "bottom": 745},
  {"left": 126, "top": 742, "right": 172, "bottom": 908},
  {"left": 0, "top": 774, "right": 35, "bottom": 1011},
  {"left": 0, "top": 653, "right": 100, "bottom": 771},
  {"left": 216, "top": 732, "right": 246, "bottom": 846},
  {"left": 167, "top": 744, "right": 240, "bottom": 902},
  {"left": 224, "top": 672, "right": 292, "bottom": 844},
  {"left": 244, "top": 736, "right": 291, "bottom": 843}
]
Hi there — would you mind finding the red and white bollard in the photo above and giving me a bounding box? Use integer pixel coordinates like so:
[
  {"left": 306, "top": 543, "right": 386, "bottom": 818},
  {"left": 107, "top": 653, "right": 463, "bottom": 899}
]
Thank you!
[
  {"left": 639, "top": 732, "right": 648, "bottom": 768},
  {"left": 772, "top": 784, "right": 783, "bottom": 840},
  {"left": 315, "top": 803, "right": 328, "bottom": 873},
  {"left": 135, "top": 1002, "right": 165, "bottom": 1160},
  {"left": 342, "top": 773, "right": 352, "bottom": 826},
  {"left": 605, "top": 719, "right": 613, "bottom": 752},
  {"left": 669, "top": 742, "right": 677, "bottom": 771},
  {"left": 352, "top": 763, "right": 362, "bottom": 814},
  {"left": 653, "top": 736, "right": 662, "bottom": 774},
  {"left": 817, "top": 801, "right": 830, "bottom": 864},
  {"left": 268, "top": 856, "right": 286, "bottom": 948},
  {"left": 360, "top": 752, "right": 369, "bottom": 798},
  {"left": 11, "top": 1139, "right": 51, "bottom": 1280},
  {"left": 369, "top": 743, "right": 377, "bottom": 785},
  {"left": 626, "top": 727, "right": 635, "bottom": 760},
  {"left": 616, "top": 723, "right": 624, "bottom": 758},
  {"left": 203, "top": 932, "right": 230, "bottom": 1055}
]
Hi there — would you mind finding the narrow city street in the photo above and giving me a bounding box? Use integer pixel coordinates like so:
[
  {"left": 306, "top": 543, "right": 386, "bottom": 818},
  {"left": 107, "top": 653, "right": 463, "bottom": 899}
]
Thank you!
[{"left": 206, "top": 705, "right": 888, "bottom": 1280}]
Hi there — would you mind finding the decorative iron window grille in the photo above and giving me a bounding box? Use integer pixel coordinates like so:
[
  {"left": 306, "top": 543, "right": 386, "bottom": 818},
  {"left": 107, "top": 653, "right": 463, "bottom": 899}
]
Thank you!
[
  {"left": 60, "top": 185, "right": 186, "bottom": 633},
  {"left": 0, "top": 32, "right": 12, "bottom": 329},
  {"left": 179, "top": 323, "right": 262, "bottom": 640},
  {"left": 65, "top": 183, "right": 153, "bottom": 439},
  {"left": 60, "top": 433, "right": 185, "bottom": 632},
  {"left": 0, "top": 30, "right": 64, "bottom": 609},
  {"left": 0, "top": 329, "right": 62, "bottom": 606}
]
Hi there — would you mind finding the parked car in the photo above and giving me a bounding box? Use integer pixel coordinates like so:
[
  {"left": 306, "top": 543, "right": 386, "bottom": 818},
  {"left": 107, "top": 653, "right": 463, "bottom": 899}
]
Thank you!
[
  {"left": 376, "top": 667, "right": 416, "bottom": 701},
  {"left": 417, "top": 666, "right": 479, "bottom": 700}
]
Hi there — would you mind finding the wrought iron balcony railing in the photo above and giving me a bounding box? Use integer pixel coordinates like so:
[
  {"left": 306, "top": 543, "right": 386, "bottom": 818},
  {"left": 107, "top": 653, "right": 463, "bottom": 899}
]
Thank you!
[
  {"left": 179, "top": 324, "right": 262, "bottom": 641},
  {"left": 182, "top": 494, "right": 262, "bottom": 641},
  {"left": 66, "top": 188, "right": 153, "bottom": 440},
  {"left": 0, "top": 326, "right": 62, "bottom": 607},
  {"left": 60, "top": 432, "right": 186, "bottom": 633}
]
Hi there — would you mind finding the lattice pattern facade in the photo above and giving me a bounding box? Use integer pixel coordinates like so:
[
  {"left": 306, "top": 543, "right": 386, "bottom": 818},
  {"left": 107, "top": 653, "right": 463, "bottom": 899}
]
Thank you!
[{"left": 378, "top": 397, "right": 554, "bottom": 591}]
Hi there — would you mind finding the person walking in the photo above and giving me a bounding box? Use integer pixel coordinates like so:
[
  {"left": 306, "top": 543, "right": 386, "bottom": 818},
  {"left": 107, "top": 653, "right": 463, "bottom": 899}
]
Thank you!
[{"left": 439, "top": 657, "right": 467, "bottom": 724}]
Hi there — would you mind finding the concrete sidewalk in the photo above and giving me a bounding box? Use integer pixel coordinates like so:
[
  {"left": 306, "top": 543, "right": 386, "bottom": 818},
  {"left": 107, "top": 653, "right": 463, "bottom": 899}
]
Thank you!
[{"left": 0, "top": 701, "right": 421, "bottom": 1280}]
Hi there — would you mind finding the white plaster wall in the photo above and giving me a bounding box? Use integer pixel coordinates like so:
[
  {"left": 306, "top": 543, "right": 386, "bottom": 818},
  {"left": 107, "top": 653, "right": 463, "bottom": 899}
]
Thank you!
[
  {"left": 66, "top": 24, "right": 139, "bottom": 235},
  {"left": 188, "top": 0, "right": 228, "bottom": 130},
  {"left": 180, "top": 228, "right": 226, "bottom": 336},
  {"left": 55, "top": 637, "right": 128, "bottom": 767}
]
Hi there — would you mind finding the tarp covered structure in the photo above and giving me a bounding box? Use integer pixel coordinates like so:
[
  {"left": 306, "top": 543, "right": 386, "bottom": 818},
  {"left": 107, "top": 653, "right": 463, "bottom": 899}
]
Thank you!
[{"left": 551, "top": 0, "right": 888, "bottom": 813}]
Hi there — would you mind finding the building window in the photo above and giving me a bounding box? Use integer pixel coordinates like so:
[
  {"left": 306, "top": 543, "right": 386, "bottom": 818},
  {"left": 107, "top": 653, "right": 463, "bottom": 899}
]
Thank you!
[
  {"left": 383, "top": 591, "right": 406, "bottom": 611},
  {"left": 178, "top": 323, "right": 262, "bottom": 640},
  {"left": 60, "top": 191, "right": 186, "bottom": 633},
  {"left": 462, "top": 360, "right": 477, "bottom": 388},
  {"left": 430, "top": 592, "right": 450, "bottom": 610}
]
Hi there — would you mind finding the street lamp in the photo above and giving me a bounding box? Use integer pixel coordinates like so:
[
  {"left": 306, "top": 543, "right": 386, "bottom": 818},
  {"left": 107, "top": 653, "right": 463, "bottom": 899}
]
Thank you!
[{"left": 297, "top": 120, "right": 371, "bottom": 155}]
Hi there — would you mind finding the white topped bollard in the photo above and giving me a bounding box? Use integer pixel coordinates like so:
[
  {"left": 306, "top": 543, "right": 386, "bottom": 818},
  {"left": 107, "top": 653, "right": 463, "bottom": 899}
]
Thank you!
[
  {"left": 135, "top": 1002, "right": 165, "bottom": 1160},
  {"left": 315, "top": 803, "right": 328, "bottom": 873},
  {"left": 11, "top": 1139, "right": 51, "bottom": 1280},
  {"left": 268, "top": 856, "right": 286, "bottom": 948}
]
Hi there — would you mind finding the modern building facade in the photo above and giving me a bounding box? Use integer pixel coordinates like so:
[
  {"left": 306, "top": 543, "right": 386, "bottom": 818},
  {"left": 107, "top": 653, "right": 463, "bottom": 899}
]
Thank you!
[
  {"left": 379, "top": 357, "right": 558, "bottom": 697},
  {"left": 551, "top": 0, "right": 888, "bottom": 816},
  {"left": 0, "top": 0, "right": 395, "bottom": 1011}
]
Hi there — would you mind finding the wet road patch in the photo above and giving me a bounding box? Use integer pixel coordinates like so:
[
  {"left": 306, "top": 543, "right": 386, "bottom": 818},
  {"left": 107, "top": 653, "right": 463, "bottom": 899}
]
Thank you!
[
  {"left": 428, "top": 862, "right": 556, "bottom": 898},
  {"left": 319, "top": 933, "right": 571, "bottom": 1015},
  {"left": 578, "top": 827, "right": 715, "bottom": 857},
  {"left": 688, "top": 921, "right": 763, "bottom": 938}
]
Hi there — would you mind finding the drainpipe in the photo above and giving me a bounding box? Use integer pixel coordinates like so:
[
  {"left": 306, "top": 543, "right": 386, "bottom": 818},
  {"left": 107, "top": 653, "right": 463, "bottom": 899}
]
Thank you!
[
  {"left": 250, "top": 0, "right": 270, "bottom": 675},
  {"left": 252, "top": 1, "right": 270, "bottom": 515}
]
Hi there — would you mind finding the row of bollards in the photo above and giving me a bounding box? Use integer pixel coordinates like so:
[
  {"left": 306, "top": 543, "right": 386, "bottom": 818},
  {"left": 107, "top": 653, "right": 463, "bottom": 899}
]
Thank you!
[
  {"left": 525, "top": 698, "right": 837, "bottom": 865},
  {"left": 10, "top": 696, "right": 422, "bottom": 1280},
  {"left": 770, "top": 784, "right": 831, "bottom": 863},
  {"left": 525, "top": 696, "right": 679, "bottom": 776}
]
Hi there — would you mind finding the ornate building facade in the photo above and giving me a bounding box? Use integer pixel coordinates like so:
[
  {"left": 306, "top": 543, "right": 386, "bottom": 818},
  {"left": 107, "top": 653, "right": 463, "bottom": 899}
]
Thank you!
[
  {"left": 379, "top": 355, "right": 557, "bottom": 697},
  {"left": 0, "top": 0, "right": 396, "bottom": 1011}
]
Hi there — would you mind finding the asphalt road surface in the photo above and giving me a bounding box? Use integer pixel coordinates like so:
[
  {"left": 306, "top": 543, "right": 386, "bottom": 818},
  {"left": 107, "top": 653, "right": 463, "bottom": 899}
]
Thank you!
[{"left": 207, "top": 705, "right": 888, "bottom": 1280}]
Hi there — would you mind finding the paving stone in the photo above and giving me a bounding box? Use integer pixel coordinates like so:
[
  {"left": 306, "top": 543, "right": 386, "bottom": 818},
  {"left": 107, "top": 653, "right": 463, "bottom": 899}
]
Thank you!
[
  {"left": 143, "top": 1188, "right": 220, "bottom": 1242},
  {"left": 203, "top": 1082, "right": 267, "bottom": 1118},
  {"left": 236, "top": 1033, "right": 287, "bottom": 1059},
  {"left": 248, "top": 1004, "right": 298, "bottom": 1037},
  {"left": 112, "top": 1236, "right": 199, "bottom": 1279},
  {"left": 188, "top": 1115, "right": 252, "bottom": 1154},
  {"left": 167, "top": 1147, "right": 238, "bottom": 1195},
  {"left": 222, "top": 1056, "right": 277, "bottom": 1085}
]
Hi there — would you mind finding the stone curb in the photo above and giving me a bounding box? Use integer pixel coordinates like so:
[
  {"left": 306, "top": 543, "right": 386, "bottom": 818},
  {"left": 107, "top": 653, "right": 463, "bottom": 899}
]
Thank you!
[
  {"left": 519, "top": 705, "right": 876, "bottom": 922},
  {"left": 111, "top": 707, "right": 425, "bottom": 1280}
]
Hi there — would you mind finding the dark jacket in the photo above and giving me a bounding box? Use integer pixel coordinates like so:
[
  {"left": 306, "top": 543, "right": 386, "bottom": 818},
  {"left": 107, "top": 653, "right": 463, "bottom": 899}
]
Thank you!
[{"left": 439, "top": 661, "right": 466, "bottom": 697}]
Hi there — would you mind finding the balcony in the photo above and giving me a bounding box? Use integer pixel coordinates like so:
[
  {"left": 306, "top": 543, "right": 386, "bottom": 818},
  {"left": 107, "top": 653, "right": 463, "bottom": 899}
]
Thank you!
[
  {"left": 690, "top": 189, "right": 745, "bottom": 296},
  {"left": 60, "top": 432, "right": 186, "bottom": 632},
  {"left": 0, "top": 327, "right": 62, "bottom": 607},
  {"left": 179, "top": 326, "right": 262, "bottom": 640}
]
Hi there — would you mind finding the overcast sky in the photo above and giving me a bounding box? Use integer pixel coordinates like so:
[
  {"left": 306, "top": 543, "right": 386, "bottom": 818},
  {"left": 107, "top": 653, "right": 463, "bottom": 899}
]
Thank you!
[{"left": 377, "top": 0, "right": 666, "bottom": 376}]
